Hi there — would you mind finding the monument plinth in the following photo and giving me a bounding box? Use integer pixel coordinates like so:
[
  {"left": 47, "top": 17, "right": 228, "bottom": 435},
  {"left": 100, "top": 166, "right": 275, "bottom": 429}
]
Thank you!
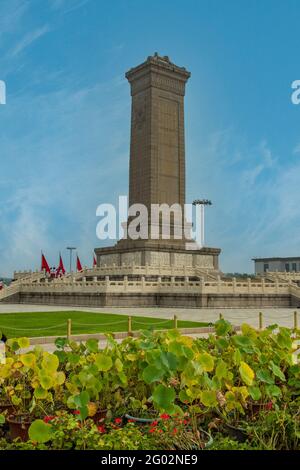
[{"left": 95, "top": 54, "right": 221, "bottom": 271}]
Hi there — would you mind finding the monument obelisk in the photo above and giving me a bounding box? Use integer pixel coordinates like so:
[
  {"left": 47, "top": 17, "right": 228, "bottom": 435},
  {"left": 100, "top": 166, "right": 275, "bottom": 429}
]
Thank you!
[{"left": 95, "top": 53, "right": 220, "bottom": 270}]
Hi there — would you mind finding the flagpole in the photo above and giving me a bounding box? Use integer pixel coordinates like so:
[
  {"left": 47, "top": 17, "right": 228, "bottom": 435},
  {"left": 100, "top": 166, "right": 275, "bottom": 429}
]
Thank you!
[{"left": 66, "top": 247, "right": 76, "bottom": 274}]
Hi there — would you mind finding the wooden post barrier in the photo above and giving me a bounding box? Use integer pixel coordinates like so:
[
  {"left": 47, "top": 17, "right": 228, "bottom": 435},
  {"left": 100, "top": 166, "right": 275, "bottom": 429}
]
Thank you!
[
  {"left": 259, "top": 312, "right": 263, "bottom": 330},
  {"left": 67, "top": 319, "right": 72, "bottom": 341},
  {"left": 294, "top": 311, "right": 298, "bottom": 330},
  {"left": 128, "top": 316, "right": 133, "bottom": 336}
]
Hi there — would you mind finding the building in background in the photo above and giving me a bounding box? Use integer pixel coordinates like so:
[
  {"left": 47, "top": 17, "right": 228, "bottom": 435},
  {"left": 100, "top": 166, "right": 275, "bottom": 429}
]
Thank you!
[{"left": 253, "top": 257, "right": 300, "bottom": 274}]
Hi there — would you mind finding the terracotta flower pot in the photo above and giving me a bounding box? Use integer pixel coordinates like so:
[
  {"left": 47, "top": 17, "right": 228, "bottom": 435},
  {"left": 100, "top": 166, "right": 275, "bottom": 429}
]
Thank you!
[
  {"left": 92, "top": 409, "right": 108, "bottom": 423},
  {"left": 0, "top": 402, "right": 14, "bottom": 414},
  {"left": 250, "top": 401, "right": 273, "bottom": 415},
  {"left": 7, "top": 415, "right": 32, "bottom": 442}
]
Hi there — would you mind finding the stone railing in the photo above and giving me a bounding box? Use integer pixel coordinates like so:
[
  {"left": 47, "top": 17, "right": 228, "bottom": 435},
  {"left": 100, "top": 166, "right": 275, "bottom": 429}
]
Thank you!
[
  {"left": 13, "top": 270, "right": 46, "bottom": 285},
  {"left": 15, "top": 277, "right": 291, "bottom": 296},
  {"left": 65, "top": 264, "right": 219, "bottom": 281},
  {"left": 266, "top": 271, "right": 300, "bottom": 282},
  {"left": 289, "top": 284, "right": 300, "bottom": 300}
]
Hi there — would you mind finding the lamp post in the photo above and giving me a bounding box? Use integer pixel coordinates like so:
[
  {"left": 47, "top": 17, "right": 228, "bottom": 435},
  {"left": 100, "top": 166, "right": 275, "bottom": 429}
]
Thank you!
[
  {"left": 66, "top": 247, "right": 76, "bottom": 274},
  {"left": 192, "top": 199, "right": 212, "bottom": 247}
]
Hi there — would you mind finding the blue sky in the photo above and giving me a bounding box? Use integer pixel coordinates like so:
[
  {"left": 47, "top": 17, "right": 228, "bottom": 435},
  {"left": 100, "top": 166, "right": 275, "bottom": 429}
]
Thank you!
[{"left": 0, "top": 0, "right": 300, "bottom": 276}]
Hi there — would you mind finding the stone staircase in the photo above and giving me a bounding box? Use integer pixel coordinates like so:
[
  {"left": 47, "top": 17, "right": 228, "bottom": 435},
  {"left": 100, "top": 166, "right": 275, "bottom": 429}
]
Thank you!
[
  {"left": 0, "top": 271, "right": 46, "bottom": 302},
  {"left": 0, "top": 282, "right": 20, "bottom": 301}
]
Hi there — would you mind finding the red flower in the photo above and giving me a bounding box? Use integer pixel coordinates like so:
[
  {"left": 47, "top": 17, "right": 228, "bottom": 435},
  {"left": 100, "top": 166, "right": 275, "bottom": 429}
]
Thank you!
[
  {"left": 149, "top": 428, "right": 156, "bottom": 433},
  {"left": 150, "top": 420, "right": 158, "bottom": 427},
  {"left": 97, "top": 425, "right": 106, "bottom": 433},
  {"left": 160, "top": 413, "right": 170, "bottom": 420},
  {"left": 173, "top": 427, "right": 178, "bottom": 434},
  {"left": 128, "top": 419, "right": 135, "bottom": 423},
  {"left": 114, "top": 417, "right": 122, "bottom": 424},
  {"left": 266, "top": 401, "right": 273, "bottom": 410},
  {"left": 43, "top": 416, "right": 55, "bottom": 423},
  {"left": 73, "top": 410, "right": 80, "bottom": 415},
  {"left": 183, "top": 419, "right": 189, "bottom": 425}
]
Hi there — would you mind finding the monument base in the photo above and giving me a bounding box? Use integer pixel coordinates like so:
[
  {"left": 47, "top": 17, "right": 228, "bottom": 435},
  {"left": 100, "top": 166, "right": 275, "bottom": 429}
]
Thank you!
[{"left": 95, "top": 245, "right": 221, "bottom": 272}]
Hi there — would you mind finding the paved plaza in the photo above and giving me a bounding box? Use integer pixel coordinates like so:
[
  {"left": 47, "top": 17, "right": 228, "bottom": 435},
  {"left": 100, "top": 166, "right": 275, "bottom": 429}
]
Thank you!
[{"left": 0, "top": 303, "right": 297, "bottom": 329}]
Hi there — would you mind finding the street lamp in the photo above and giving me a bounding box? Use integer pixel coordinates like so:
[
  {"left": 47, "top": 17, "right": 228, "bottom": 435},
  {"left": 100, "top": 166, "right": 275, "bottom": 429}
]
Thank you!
[
  {"left": 192, "top": 199, "right": 212, "bottom": 247},
  {"left": 66, "top": 247, "right": 77, "bottom": 273}
]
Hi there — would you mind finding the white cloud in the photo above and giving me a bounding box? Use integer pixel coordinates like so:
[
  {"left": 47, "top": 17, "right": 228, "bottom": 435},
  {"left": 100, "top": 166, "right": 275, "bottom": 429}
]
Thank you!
[
  {"left": 49, "top": 0, "right": 90, "bottom": 14},
  {"left": 0, "top": 0, "right": 29, "bottom": 38},
  {"left": 0, "top": 73, "right": 129, "bottom": 276},
  {"left": 293, "top": 143, "right": 300, "bottom": 154},
  {"left": 9, "top": 25, "right": 50, "bottom": 57},
  {"left": 188, "top": 128, "right": 300, "bottom": 273}
]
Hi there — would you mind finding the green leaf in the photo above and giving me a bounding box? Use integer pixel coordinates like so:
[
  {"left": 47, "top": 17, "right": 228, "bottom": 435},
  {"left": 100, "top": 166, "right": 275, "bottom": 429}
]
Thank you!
[
  {"left": 29, "top": 419, "right": 53, "bottom": 443},
  {"left": 256, "top": 369, "right": 274, "bottom": 385},
  {"left": 17, "top": 337, "right": 30, "bottom": 348},
  {"left": 7, "top": 339, "right": 21, "bottom": 351},
  {"left": 200, "top": 390, "right": 218, "bottom": 407},
  {"left": 215, "top": 319, "right": 232, "bottom": 336},
  {"left": 277, "top": 329, "right": 292, "bottom": 350},
  {"left": 41, "top": 352, "right": 59, "bottom": 372},
  {"left": 78, "top": 406, "right": 89, "bottom": 421},
  {"left": 142, "top": 365, "right": 164, "bottom": 384},
  {"left": 239, "top": 361, "right": 255, "bottom": 386},
  {"left": 74, "top": 391, "right": 90, "bottom": 408},
  {"left": 198, "top": 352, "right": 215, "bottom": 372},
  {"left": 115, "top": 358, "right": 123, "bottom": 372},
  {"left": 232, "top": 335, "right": 254, "bottom": 352},
  {"left": 241, "top": 323, "right": 257, "bottom": 339},
  {"left": 86, "top": 339, "right": 99, "bottom": 353},
  {"left": 216, "top": 360, "right": 228, "bottom": 380},
  {"left": 249, "top": 386, "right": 261, "bottom": 401},
  {"left": 233, "top": 348, "right": 242, "bottom": 366},
  {"left": 216, "top": 338, "right": 229, "bottom": 350},
  {"left": 179, "top": 389, "right": 191, "bottom": 403},
  {"left": 266, "top": 384, "right": 281, "bottom": 398},
  {"left": 20, "top": 353, "right": 36, "bottom": 368},
  {"left": 152, "top": 385, "right": 175, "bottom": 410},
  {"left": 160, "top": 352, "right": 178, "bottom": 370},
  {"left": 269, "top": 362, "right": 286, "bottom": 382},
  {"left": 34, "top": 387, "right": 48, "bottom": 399},
  {"left": 39, "top": 373, "right": 54, "bottom": 390},
  {"left": 54, "top": 337, "right": 68, "bottom": 349},
  {"left": 0, "top": 414, "right": 5, "bottom": 425},
  {"left": 95, "top": 353, "right": 113, "bottom": 371}
]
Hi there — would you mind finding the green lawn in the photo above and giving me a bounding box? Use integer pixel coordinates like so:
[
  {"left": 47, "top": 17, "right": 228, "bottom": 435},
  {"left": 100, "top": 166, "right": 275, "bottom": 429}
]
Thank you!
[{"left": 0, "top": 311, "right": 210, "bottom": 338}]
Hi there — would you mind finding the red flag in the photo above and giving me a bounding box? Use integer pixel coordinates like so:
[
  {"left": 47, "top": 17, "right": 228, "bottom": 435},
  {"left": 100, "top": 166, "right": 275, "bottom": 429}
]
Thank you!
[
  {"left": 76, "top": 255, "right": 83, "bottom": 272},
  {"left": 93, "top": 254, "right": 97, "bottom": 267},
  {"left": 56, "top": 253, "right": 66, "bottom": 277},
  {"left": 41, "top": 253, "right": 50, "bottom": 274}
]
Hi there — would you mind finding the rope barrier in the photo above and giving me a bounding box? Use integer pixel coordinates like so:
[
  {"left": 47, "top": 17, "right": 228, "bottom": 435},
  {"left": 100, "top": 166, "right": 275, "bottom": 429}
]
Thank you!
[
  {"left": 71, "top": 319, "right": 127, "bottom": 327},
  {"left": 0, "top": 322, "right": 67, "bottom": 331},
  {"left": 220, "top": 315, "right": 258, "bottom": 320},
  {"left": 132, "top": 318, "right": 172, "bottom": 326}
]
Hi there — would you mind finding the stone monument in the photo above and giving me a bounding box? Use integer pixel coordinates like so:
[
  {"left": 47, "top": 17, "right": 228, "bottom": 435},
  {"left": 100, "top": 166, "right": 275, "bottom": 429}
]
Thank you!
[{"left": 95, "top": 53, "right": 220, "bottom": 271}]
